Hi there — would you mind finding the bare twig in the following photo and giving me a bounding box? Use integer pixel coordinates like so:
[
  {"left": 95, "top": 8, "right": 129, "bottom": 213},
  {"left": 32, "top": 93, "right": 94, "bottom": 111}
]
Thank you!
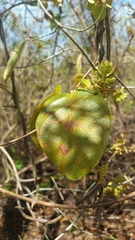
[
  {"left": 0, "top": 187, "right": 135, "bottom": 210},
  {"left": 17, "top": 199, "right": 62, "bottom": 224},
  {"left": 75, "top": 181, "right": 101, "bottom": 205},
  {"left": 0, "top": 147, "right": 22, "bottom": 190},
  {"left": 0, "top": 129, "right": 36, "bottom": 146},
  {"left": 115, "top": 75, "right": 135, "bottom": 100},
  {"left": 0, "top": 48, "right": 71, "bottom": 68},
  {"left": 51, "top": 176, "right": 64, "bottom": 201},
  {"left": 105, "top": 8, "right": 111, "bottom": 61},
  {"left": 58, "top": 1, "right": 106, "bottom": 33},
  {"left": 0, "top": 2, "right": 37, "bottom": 16},
  {"left": 0, "top": 187, "right": 74, "bottom": 209}
]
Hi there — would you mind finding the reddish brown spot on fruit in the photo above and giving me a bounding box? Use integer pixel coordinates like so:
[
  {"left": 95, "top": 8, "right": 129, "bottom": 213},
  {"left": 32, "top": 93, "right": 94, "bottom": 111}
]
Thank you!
[
  {"left": 59, "top": 144, "right": 69, "bottom": 156},
  {"left": 64, "top": 119, "right": 78, "bottom": 131}
]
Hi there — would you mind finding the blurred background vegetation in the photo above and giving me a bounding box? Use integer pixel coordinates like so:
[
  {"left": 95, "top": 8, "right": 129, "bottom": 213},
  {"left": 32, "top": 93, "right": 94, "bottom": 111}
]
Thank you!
[{"left": 0, "top": 1, "right": 135, "bottom": 239}]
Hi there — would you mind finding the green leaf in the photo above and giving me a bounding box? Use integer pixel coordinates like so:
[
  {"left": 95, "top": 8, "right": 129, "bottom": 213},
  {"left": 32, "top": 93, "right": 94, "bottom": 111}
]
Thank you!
[
  {"left": 87, "top": 2, "right": 94, "bottom": 11},
  {"left": 73, "top": 73, "right": 84, "bottom": 85},
  {"left": 35, "top": 90, "right": 111, "bottom": 180},
  {"left": 80, "top": 79, "right": 91, "bottom": 88},
  {"left": 53, "top": 84, "right": 62, "bottom": 94},
  {"left": 3, "top": 38, "right": 28, "bottom": 81},
  {"left": 92, "top": 5, "right": 106, "bottom": 21}
]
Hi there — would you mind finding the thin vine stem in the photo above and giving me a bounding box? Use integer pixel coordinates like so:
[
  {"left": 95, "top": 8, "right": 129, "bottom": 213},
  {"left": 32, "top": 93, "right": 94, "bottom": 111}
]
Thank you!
[
  {"left": 115, "top": 75, "right": 135, "bottom": 100},
  {"left": 60, "top": 2, "right": 106, "bottom": 33},
  {"left": 37, "top": 0, "right": 96, "bottom": 70}
]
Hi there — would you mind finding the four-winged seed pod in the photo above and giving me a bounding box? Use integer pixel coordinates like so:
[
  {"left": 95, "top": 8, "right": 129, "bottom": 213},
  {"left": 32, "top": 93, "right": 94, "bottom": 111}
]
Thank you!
[{"left": 30, "top": 89, "right": 111, "bottom": 180}]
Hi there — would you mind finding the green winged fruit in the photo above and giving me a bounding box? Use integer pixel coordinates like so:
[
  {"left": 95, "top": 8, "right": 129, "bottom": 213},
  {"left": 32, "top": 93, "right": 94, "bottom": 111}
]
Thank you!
[{"left": 30, "top": 90, "right": 111, "bottom": 180}]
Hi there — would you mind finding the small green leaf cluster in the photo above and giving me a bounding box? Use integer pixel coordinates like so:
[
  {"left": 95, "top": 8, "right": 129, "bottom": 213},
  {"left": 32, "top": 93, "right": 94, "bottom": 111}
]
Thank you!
[
  {"left": 104, "top": 175, "right": 131, "bottom": 198},
  {"left": 90, "top": 61, "right": 127, "bottom": 101},
  {"left": 112, "top": 88, "right": 128, "bottom": 102},
  {"left": 9, "top": 147, "right": 25, "bottom": 171},
  {"left": 73, "top": 60, "right": 127, "bottom": 102},
  {"left": 92, "top": 60, "right": 115, "bottom": 87},
  {"left": 111, "top": 134, "right": 128, "bottom": 155}
]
